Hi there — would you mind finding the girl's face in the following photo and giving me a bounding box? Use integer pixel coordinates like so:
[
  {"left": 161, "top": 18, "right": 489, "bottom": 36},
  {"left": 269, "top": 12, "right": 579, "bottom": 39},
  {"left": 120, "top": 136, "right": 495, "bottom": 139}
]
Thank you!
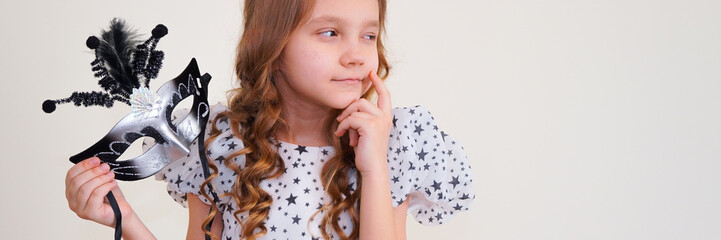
[{"left": 279, "top": 0, "right": 380, "bottom": 110}]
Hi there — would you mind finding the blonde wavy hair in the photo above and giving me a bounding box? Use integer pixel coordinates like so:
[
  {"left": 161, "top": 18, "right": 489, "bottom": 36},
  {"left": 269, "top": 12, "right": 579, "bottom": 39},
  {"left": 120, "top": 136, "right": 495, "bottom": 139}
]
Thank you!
[{"left": 199, "top": 0, "right": 390, "bottom": 239}]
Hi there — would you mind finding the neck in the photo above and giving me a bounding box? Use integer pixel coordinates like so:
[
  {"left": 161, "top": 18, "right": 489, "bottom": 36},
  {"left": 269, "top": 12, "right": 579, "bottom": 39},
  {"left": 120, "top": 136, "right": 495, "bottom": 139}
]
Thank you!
[
  {"left": 278, "top": 101, "right": 334, "bottom": 147},
  {"left": 275, "top": 86, "right": 335, "bottom": 147}
]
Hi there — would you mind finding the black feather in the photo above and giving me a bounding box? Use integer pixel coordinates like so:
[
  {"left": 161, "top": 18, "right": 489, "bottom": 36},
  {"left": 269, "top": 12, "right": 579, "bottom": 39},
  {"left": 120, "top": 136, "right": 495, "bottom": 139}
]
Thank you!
[
  {"left": 98, "top": 18, "right": 140, "bottom": 96},
  {"left": 41, "top": 18, "right": 168, "bottom": 113}
]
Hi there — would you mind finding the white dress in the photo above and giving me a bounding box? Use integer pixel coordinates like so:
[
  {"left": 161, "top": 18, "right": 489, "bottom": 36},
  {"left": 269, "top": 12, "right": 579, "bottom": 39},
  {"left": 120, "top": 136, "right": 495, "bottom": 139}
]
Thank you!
[{"left": 154, "top": 104, "right": 474, "bottom": 240}]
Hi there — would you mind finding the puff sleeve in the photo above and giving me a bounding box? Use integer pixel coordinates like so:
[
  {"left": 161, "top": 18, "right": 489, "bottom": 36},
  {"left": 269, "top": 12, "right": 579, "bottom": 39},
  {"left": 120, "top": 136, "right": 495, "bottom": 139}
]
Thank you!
[
  {"left": 386, "top": 105, "right": 475, "bottom": 225},
  {"left": 148, "top": 103, "right": 235, "bottom": 207}
]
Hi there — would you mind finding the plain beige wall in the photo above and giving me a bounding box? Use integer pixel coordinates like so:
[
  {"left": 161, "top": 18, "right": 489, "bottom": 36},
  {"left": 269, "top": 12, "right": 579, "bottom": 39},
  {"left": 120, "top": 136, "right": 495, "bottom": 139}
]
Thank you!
[{"left": 1, "top": 0, "right": 720, "bottom": 239}]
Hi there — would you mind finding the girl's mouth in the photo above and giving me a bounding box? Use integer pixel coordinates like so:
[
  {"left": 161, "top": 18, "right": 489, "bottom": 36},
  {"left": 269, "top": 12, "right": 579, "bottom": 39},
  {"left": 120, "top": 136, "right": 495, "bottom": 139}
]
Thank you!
[{"left": 332, "top": 78, "right": 362, "bottom": 84}]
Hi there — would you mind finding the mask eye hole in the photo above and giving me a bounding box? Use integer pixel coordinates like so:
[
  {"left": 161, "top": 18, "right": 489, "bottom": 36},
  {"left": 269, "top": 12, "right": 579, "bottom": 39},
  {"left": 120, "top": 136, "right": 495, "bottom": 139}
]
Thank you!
[
  {"left": 116, "top": 137, "right": 156, "bottom": 163},
  {"left": 170, "top": 92, "right": 195, "bottom": 125}
]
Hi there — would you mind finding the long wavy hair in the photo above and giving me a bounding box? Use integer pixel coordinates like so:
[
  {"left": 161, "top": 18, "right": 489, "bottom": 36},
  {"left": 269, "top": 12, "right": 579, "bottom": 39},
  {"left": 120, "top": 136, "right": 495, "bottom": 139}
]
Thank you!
[{"left": 199, "top": 0, "right": 389, "bottom": 239}]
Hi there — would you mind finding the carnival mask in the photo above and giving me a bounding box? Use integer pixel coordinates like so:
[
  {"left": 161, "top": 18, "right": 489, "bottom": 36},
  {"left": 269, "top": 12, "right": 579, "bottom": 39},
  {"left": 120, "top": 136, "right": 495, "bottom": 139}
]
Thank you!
[{"left": 43, "top": 18, "right": 211, "bottom": 180}]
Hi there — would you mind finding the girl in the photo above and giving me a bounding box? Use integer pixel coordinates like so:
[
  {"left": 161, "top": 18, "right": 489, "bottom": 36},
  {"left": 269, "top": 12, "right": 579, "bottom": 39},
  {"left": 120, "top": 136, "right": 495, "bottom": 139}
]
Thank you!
[{"left": 64, "top": 0, "right": 474, "bottom": 239}]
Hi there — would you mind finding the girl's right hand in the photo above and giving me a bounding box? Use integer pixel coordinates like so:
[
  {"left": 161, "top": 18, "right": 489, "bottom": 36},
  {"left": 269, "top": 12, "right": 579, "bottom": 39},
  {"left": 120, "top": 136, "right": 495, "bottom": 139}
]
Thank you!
[{"left": 65, "top": 157, "right": 133, "bottom": 228}]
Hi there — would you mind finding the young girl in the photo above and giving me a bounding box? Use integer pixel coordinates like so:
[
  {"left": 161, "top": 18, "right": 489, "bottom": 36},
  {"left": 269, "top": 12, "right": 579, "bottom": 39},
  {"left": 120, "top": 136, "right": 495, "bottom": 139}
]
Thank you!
[{"left": 64, "top": 0, "right": 474, "bottom": 239}]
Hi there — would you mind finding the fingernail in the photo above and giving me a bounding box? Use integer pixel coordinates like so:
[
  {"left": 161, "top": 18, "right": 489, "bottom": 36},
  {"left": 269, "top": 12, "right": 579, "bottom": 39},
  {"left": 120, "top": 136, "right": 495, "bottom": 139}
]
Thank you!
[
  {"left": 100, "top": 163, "right": 110, "bottom": 171},
  {"left": 89, "top": 157, "right": 100, "bottom": 165}
]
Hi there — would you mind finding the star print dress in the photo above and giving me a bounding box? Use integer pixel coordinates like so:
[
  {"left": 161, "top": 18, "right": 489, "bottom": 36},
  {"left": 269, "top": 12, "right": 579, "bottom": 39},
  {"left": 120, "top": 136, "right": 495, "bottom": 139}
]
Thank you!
[{"left": 154, "top": 104, "right": 475, "bottom": 239}]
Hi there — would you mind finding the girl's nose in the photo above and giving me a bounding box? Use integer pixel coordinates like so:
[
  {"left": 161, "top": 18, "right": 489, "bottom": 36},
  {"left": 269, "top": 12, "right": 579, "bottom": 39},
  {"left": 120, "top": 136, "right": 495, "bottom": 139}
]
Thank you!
[{"left": 339, "top": 40, "right": 365, "bottom": 68}]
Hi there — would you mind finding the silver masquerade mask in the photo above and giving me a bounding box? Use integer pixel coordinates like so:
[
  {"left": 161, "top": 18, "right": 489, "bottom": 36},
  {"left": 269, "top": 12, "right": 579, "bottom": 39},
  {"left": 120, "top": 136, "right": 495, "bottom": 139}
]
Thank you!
[
  {"left": 43, "top": 19, "right": 211, "bottom": 180},
  {"left": 69, "top": 59, "right": 211, "bottom": 180}
]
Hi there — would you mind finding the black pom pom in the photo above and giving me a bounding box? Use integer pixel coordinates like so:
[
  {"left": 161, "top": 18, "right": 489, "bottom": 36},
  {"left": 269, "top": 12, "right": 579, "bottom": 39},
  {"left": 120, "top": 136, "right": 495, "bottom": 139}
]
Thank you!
[
  {"left": 151, "top": 24, "right": 168, "bottom": 38},
  {"left": 86, "top": 36, "right": 100, "bottom": 49},
  {"left": 42, "top": 100, "right": 56, "bottom": 113}
]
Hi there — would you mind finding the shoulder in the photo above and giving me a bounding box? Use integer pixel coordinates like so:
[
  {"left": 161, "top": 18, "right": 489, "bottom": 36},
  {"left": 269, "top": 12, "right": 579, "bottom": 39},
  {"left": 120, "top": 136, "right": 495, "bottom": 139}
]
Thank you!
[
  {"left": 386, "top": 105, "right": 475, "bottom": 225},
  {"left": 391, "top": 105, "right": 435, "bottom": 123},
  {"left": 390, "top": 105, "right": 442, "bottom": 139},
  {"left": 388, "top": 105, "right": 448, "bottom": 150}
]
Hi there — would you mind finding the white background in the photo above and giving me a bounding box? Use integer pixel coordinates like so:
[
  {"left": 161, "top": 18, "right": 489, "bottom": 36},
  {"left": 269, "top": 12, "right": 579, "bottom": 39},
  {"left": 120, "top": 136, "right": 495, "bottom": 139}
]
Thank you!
[{"left": 1, "top": 0, "right": 720, "bottom": 239}]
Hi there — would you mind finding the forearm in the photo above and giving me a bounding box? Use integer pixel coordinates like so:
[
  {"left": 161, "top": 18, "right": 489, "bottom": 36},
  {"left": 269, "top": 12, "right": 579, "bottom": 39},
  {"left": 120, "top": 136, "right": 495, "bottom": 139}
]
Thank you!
[
  {"left": 120, "top": 210, "right": 157, "bottom": 240},
  {"left": 359, "top": 165, "right": 397, "bottom": 240}
]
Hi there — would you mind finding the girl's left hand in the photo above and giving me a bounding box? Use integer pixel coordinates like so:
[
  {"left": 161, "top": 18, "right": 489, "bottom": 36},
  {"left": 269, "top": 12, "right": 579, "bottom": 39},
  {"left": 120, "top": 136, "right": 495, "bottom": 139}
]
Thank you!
[{"left": 335, "top": 70, "right": 392, "bottom": 175}]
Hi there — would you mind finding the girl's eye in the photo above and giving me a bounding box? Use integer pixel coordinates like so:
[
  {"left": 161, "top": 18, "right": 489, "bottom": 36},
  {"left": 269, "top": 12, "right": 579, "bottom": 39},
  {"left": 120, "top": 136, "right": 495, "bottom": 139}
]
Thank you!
[
  {"left": 319, "top": 30, "right": 338, "bottom": 37},
  {"left": 363, "top": 34, "right": 377, "bottom": 40}
]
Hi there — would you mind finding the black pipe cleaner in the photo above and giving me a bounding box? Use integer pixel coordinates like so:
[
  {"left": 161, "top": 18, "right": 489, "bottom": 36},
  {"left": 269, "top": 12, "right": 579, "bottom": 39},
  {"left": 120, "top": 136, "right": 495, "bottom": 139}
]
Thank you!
[{"left": 42, "top": 18, "right": 167, "bottom": 113}]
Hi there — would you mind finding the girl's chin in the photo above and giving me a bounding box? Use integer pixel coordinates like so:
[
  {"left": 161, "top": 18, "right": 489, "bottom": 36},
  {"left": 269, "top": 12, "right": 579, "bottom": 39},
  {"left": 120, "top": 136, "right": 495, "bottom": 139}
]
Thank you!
[{"left": 330, "top": 96, "right": 362, "bottom": 110}]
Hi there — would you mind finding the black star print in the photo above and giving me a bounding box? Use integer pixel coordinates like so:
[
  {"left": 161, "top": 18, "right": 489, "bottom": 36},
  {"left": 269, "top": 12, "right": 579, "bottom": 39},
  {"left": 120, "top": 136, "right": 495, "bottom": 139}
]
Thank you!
[
  {"left": 414, "top": 124, "right": 424, "bottom": 135},
  {"left": 449, "top": 176, "right": 460, "bottom": 189},
  {"left": 227, "top": 141, "right": 237, "bottom": 150},
  {"left": 321, "top": 149, "right": 329, "bottom": 155},
  {"left": 409, "top": 108, "right": 416, "bottom": 115},
  {"left": 174, "top": 174, "right": 184, "bottom": 189},
  {"left": 431, "top": 180, "right": 441, "bottom": 191},
  {"left": 441, "top": 131, "right": 448, "bottom": 142},
  {"left": 285, "top": 193, "right": 297, "bottom": 205},
  {"left": 391, "top": 176, "right": 399, "bottom": 183},
  {"left": 270, "top": 225, "right": 277, "bottom": 232},
  {"left": 392, "top": 115, "right": 398, "bottom": 127},
  {"left": 453, "top": 203, "right": 463, "bottom": 211},
  {"left": 293, "top": 177, "right": 300, "bottom": 184},
  {"left": 225, "top": 203, "right": 234, "bottom": 213},
  {"left": 417, "top": 148, "right": 428, "bottom": 160},
  {"left": 459, "top": 193, "right": 470, "bottom": 200},
  {"left": 295, "top": 145, "right": 308, "bottom": 155},
  {"left": 292, "top": 214, "right": 301, "bottom": 224}
]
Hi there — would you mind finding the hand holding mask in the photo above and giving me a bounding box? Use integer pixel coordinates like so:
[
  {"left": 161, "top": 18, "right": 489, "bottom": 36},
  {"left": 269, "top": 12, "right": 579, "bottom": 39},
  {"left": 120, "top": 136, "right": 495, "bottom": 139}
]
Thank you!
[{"left": 44, "top": 18, "right": 213, "bottom": 239}]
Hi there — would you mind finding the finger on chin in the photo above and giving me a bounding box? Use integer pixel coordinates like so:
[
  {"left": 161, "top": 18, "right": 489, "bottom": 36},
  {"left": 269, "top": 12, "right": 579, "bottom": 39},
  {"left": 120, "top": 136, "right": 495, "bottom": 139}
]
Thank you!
[{"left": 368, "top": 71, "right": 391, "bottom": 113}]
